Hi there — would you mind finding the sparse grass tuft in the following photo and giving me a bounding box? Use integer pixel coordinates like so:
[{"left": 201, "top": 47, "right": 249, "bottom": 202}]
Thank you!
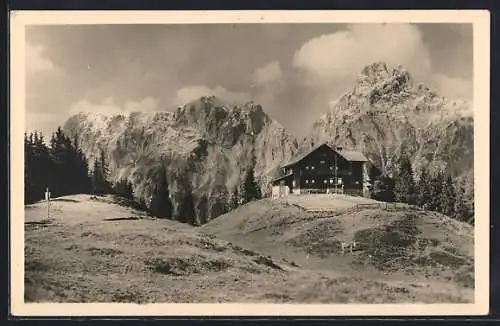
[{"left": 145, "top": 255, "right": 233, "bottom": 276}]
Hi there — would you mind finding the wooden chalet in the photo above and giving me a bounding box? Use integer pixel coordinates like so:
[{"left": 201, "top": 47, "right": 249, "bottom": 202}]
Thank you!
[{"left": 271, "top": 143, "right": 372, "bottom": 198}]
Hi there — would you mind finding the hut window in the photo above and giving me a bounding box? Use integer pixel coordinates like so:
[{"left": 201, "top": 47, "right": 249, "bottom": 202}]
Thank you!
[
  {"left": 305, "top": 180, "right": 309, "bottom": 184},
  {"left": 311, "top": 179, "right": 315, "bottom": 184},
  {"left": 329, "top": 179, "right": 334, "bottom": 184},
  {"left": 305, "top": 166, "right": 310, "bottom": 170},
  {"left": 320, "top": 160, "right": 325, "bottom": 164},
  {"left": 323, "top": 179, "right": 327, "bottom": 184},
  {"left": 311, "top": 166, "right": 315, "bottom": 170}
]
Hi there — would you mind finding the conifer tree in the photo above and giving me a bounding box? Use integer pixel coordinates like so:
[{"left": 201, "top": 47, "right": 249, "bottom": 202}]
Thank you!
[
  {"left": 114, "top": 178, "right": 134, "bottom": 200},
  {"left": 24, "top": 131, "right": 52, "bottom": 202},
  {"left": 34, "top": 132, "right": 52, "bottom": 195},
  {"left": 394, "top": 153, "right": 417, "bottom": 205},
  {"left": 462, "top": 172, "right": 475, "bottom": 224},
  {"left": 178, "top": 190, "right": 196, "bottom": 225},
  {"left": 49, "top": 127, "right": 72, "bottom": 196},
  {"left": 91, "top": 159, "right": 104, "bottom": 195},
  {"left": 454, "top": 178, "right": 470, "bottom": 223},
  {"left": 99, "top": 149, "right": 111, "bottom": 186},
  {"left": 429, "top": 170, "right": 444, "bottom": 212},
  {"left": 242, "top": 164, "right": 261, "bottom": 204},
  {"left": 197, "top": 195, "right": 208, "bottom": 225},
  {"left": 25, "top": 128, "right": 92, "bottom": 202},
  {"left": 441, "top": 172, "right": 456, "bottom": 216},
  {"left": 229, "top": 188, "right": 240, "bottom": 210},
  {"left": 210, "top": 187, "right": 229, "bottom": 219},
  {"left": 91, "top": 150, "right": 113, "bottom": 195},
  {"left": 24, "top": 133, "right": 35, "bottom": 203},
  {"left": 416, "top": 167, "right": 432, "bottom": 209},
  {"left": 72, "top": 134, "right": 92, "bottom": 194},
  {"left": 149, "top": 167, "right": 173, "bottom": 219}
]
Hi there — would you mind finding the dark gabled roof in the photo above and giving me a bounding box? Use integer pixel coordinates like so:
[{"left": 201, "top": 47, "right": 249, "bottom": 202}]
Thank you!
[
  {"left": 271, "top": 172, "right": 294, "bottom": 184},
  {"left": 280, "top": 143, "right": 368, "bottom": 168},
  {"left": 281, "top": 143, "right": 327, "bottom": 168},
  {"left": 339, "top": 150, "right": 369, "bottom": 162}
]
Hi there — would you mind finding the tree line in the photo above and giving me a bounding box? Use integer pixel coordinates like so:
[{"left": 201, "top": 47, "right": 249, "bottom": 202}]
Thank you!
[
  {"left": 24, "top": 127, "right": 133, "bottom": 204},
  {"left": 369, "top": 153, "right": 474, "bottom": 224},
  {"left": 25, "top": 128, "right": 92, "bottom": 203}
]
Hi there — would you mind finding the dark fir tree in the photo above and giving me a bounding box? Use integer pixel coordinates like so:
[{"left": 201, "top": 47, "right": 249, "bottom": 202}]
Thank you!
[
  {"left": 99, "top": 149, "right": 111, "bottom": 187},
  {"left": 454, "top": 178, "right": 471, "bottom": 223},
  {"left": 48, "top": 127, "right": 92, "bottom": 197},
  {"left": 24, "top": 133, "right": 32, "bottom": 203},
  {"left": 416, "top": 167, "right": 432, "bottom": 209},
  {"left": 178, "top": 190, "right": 196, "bottom": 225},
  {"left": 91, "top": 150, "right": 113, "bottom": 195},
  {"left": 34, "top": 132, "right": 52, "bottom": 196},
  {"left": 462, "top": 174, "right": 475, "bottom": 224},
  {"left": 49, "top": 127, "right": 73, "bottom": 196},
  {"left": 429, "top": 170, "right": 444, "bottom": 212},
  {"left": 149, "top": 167, "right": 173, "bottom": 219},
  {"left": 441, "top": 172, "right": 456, "bottom": 217},
  {"left": 197, "top": 195, "right": 208, "bottom": 225},
  {"left": 24, "top": 131, "right": 52, "bottom": 203},
  {"left": 72, "top": 134, "right": 92, "bottom": 194},
  {"left": 242, "top": 164, "right": 261, "bottom": 204},
  {"left": 114, "top": 178, "right": 134, "bottom": 200},
  {"left": 394, "top": 153, "right": 417, "bottom": 205},
  {"left": 24, "top": 132, "right": 37, "bottom": 203},
  {"left": 210, "top": 186, "right": 229, "bottom": 219},
  {"left": 25, "top": 128, "right": 92, "bottom": 203},
  {"left": 229, "top": 188, "right": 240, "bottom": 210}
]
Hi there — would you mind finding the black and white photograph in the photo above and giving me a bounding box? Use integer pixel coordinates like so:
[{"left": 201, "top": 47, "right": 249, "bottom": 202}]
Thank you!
[{"left": 10, "top": 11, "right": 490, "bottom": 316}]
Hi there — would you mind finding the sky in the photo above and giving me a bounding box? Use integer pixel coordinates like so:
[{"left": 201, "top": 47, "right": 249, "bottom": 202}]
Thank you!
[{"left": 25, "top": 23, "right": 473, "bottom": 138}]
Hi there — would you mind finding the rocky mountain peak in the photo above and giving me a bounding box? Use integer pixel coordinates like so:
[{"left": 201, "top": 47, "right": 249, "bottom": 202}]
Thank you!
[
  {"left": 359, "top": 61, "right": 390, "bottom": 81},
  {"left": 310, "top": 62, "right": 473, "bottom": 179}
]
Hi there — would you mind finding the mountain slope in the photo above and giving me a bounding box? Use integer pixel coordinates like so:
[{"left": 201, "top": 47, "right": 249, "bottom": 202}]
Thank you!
[{"left": 63, "top": 96, "right": 298, "bottom": 223}]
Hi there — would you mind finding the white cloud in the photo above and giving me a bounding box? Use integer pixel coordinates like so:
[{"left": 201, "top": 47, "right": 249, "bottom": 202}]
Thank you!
[
  {"left": 171, "top": 85, "right": 249, "bottom": 107},
  {"left": 26, "top": 43, "right": 56, "bottom": 75},
  {"left": 124, "top": 97, "right": 159, "bottom": 112},
  {"left": 292, "top": 23, "right": 432, "bottom": 83},
  {"left": 69, "top": 97, "right": 159, "bottom": 116},
  {"left": 431, "top": 74, "right": 472, "bottom": 100},
  {"left": 252, "top": 61, "right": 282, "bottom": 85},
  {"left": 25, "top": 111, "right": 58, "bottom": 135}
]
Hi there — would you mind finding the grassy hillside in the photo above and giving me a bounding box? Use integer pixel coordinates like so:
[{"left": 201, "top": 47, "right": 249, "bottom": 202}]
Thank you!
[
  {"left": 25, "top": 195, "right": 473, "bottom": 303},
  {"left": 202, "top": 198, "right": 474, "bottom": 295}
]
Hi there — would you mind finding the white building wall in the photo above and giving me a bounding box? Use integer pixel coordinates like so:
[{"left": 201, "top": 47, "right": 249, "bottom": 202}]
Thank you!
[
  {"left": 272, "top": 185, "right": 290, "bottom": 198},
  {"left": 272, "top": 186, "right": 280, "bottom": 199}
]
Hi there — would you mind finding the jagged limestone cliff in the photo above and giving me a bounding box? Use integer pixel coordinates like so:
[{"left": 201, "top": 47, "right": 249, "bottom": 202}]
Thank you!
[
  {"left": 64, "top": 96, "right": 298, "bottom": 223},
  {"left": 308, "top": 62, "right": 473, "bottom": 179}
]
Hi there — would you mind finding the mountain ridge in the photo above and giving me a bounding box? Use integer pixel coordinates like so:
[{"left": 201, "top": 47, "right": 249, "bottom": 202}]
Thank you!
[
  {"left": 64, "top": 95, "right": 299, "bottom": 224},
  {"left": 63, "top": 62, "right": 474, "bottom": 224}
]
